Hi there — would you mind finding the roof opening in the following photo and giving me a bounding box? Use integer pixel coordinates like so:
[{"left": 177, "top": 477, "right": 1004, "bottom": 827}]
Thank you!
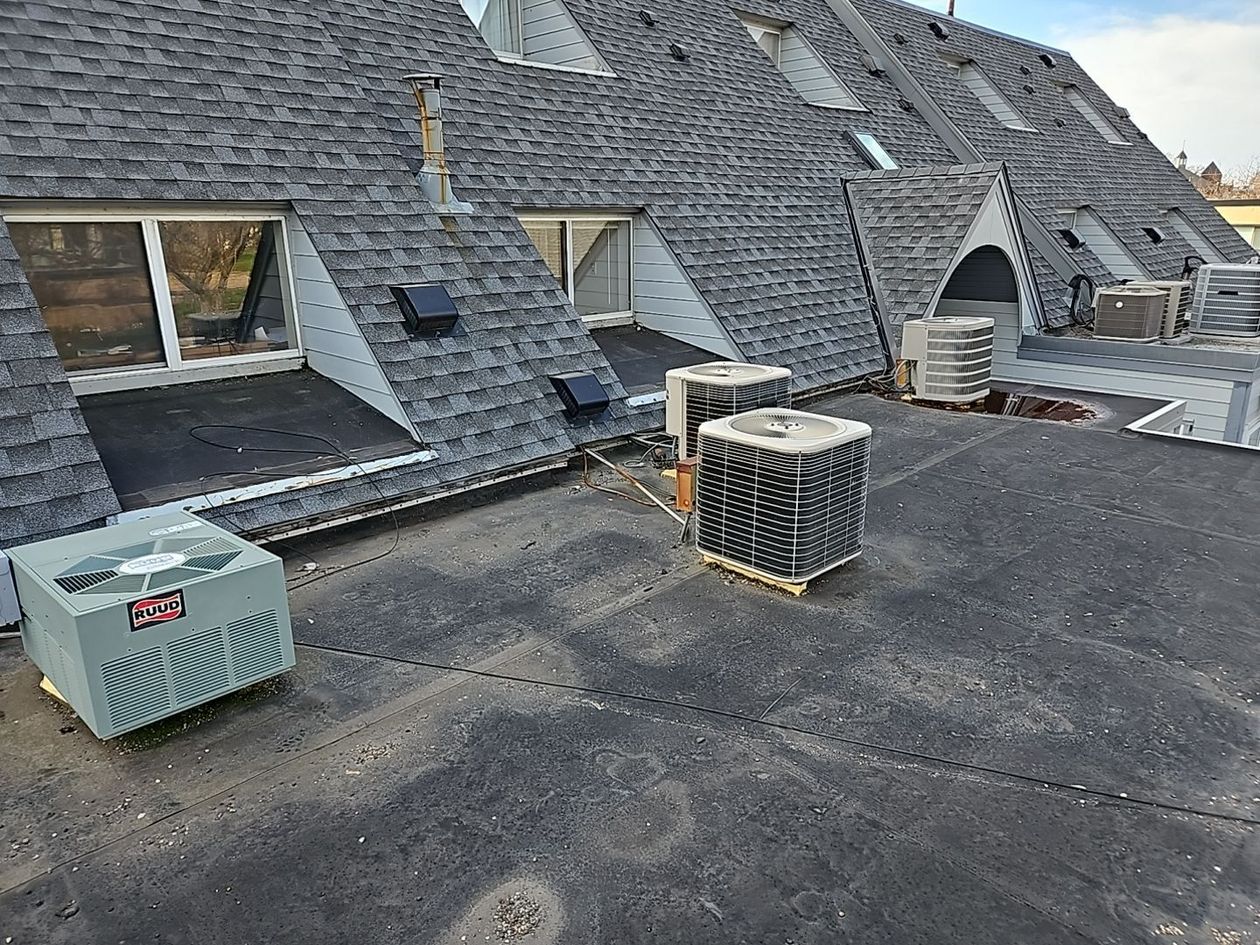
[
  {"left": 939, "top": 53, "right": 1035, "bottom": 131},
  {"left": 1058, "top": 83, "right": 1127, "bottom": 145},
  {"left": 740, "top": 14, "right": 864, "bottom": 110}
]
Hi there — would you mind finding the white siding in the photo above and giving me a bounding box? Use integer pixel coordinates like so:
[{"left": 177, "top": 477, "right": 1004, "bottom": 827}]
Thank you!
[
  {"left": 938, "top": 298, "right": 1236, "bottom": 440},
  {"left": 953, "top": 60, "right": 1034, "bottom": 130},
  {"left": 520, "top": 0, "right": 602, "bottom": 70},
  {"left": 1069, "top": 208, "right": 1147, "bottom": 281},
  {"left": 1062, "top": 86, "right": 1126, "bottom": 144},
  {"left": 1166, "top": 209, "right": 1227, "bottom": 264},
  {"left": 777, "top": 28, "right": 862, "bottom": 109},
  {"left": 287, "top": 217, "right": 418, "bottom": 437},
  {"left": 632, "top": 218, "right": 738, "bottom": 358}
]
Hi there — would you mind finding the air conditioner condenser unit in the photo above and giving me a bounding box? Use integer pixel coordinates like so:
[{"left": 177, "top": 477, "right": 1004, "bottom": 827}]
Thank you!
[
  {"left": 900, "top": 316, "right": 995, "bottom": 404},
  {"left": 1092, "top": 285, "right": 1165, "bottom": 342},
  {"left": 5, "top": 511, "right": 295, "bottom": 739},
  {"left": 695, "top": 409, "right": 872, "bottom": 587},
  {"left": 1191, "top": 264, "right": 1260, "bottom": 337},
  {"left": 665, "top": 361, "right": 792, "bottom": 459},
  {"left": 1127, "top": 280, "right": 1192, "bottom": 341}
]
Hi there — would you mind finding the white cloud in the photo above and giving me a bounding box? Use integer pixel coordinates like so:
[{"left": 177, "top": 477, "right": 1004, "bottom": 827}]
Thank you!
[{"left": 1062, "top": 12, "right": 1260, "bottom": 175}]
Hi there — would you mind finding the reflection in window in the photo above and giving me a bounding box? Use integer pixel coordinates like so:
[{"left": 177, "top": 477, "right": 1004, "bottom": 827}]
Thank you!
[
  {"left": 850, "top": 131, "right": 898, "bottom": 170},
  {"left": 521, "top": 220, "right": 569, "bottom": 291},
  {"left": 9, "top": 215, "right": 298, "bottom": 381},
  {"left": 158, "top": 220, "right": 293, "bottom": 361},
  {"left": 462, "top": 0, "right": 523, "bottom": 56},
  {"left": 519, "top": 216, "right": 633, "bottom": 320},
  {"left": 10, "top": 221, "right": 165, "bottom": 374},
  {"left": 572, "top": 220, "right": 631, "bottom": 316}
]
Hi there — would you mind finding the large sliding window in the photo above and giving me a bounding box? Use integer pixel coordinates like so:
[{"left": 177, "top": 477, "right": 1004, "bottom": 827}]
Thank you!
[
  {"left": 519, "top": 215, "right": 632, "bottom": 321},
  {"left": 8, "top": 212, "right": 299, "bottom": 385}
]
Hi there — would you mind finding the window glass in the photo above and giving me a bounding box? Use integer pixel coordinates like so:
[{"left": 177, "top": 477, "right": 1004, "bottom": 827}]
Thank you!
[
  {"left": 158, "top": 220, "right": 293, "bottom": 362},
  {"left": 521, "top": 220, "right": 569, "bottom": 291},
  {"left": 572, "top": 220, "right": 631, "bottom": 316},
  {"left": 746, "top": 24, "right": 781, "bottom": 64},
  {"left": 9, "top": 221, "right": 165, "bottom": 374},
  {"left": 462, "top": 0, "right": 522, "bottom": 55},
  {"left": 852, "top": 132, "right": 898, "bottom": 170}
]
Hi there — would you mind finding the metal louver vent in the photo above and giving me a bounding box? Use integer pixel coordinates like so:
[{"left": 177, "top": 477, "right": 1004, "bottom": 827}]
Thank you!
[
  {"left": 696, "top": 409, "right": 872, "bottom": 584},
  {"left": 1191, "top": 264, "right": 1260, "bottom": 337},
  {"left": 101, "top": 648, "right": 172, "bottom": 731},
  {"left": 54, "top": 570, "right": 118, "bottom": 593},
  {"left": 227, "top": 611, "right": 285, "bottom": 681},
  {"left": 169, "top": 628, "right": 231, "bottom": 705}
]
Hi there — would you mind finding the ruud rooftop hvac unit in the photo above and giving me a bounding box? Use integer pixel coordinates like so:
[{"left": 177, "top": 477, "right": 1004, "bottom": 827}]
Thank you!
[
  {"left": 665, "top": 362, "right": 792, "bottom": 459},
  {"left": 1092, "top": 285, "right": 1165, "bottom": 342},
  {"left": 1191, "top": 264, "right": 1260, "bottom": 337},
  {"left": 900, "top": 316, "right": 994, "bottom": 404},
  {"left": 695, "top": 409, "right": 872, "bottom": 586},
  {"left": 1129, "top": 280, "right": 1192, "bottom": 341},
  {"left": 5, "top": 511, "right": 294, "bottom": 739}
]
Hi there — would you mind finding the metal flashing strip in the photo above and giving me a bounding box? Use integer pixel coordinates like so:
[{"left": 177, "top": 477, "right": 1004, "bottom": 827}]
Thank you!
[
  {"left": 626, "top": 390, "right": 666, "bottom": 407},
  {"left": 1019, "top": 333, "right": 1260, "bottom": 381},
  {"left": 110, "top": 449, "right": 439, "bottom": 523}
]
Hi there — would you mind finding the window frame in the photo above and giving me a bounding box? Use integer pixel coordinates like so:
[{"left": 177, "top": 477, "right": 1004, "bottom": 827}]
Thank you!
[
  {"left": 517, "top": 212, "right": 635, "bottom": 325},
  {"left": 744, "top": 21, "right": 783, "bottom": 65},
  {"left": 5, "top": 207, "right": 303, "bottom": 394}
]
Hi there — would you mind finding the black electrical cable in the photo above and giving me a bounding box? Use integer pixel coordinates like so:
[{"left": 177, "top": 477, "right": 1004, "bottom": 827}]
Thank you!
[
  {"left": 293, "top": 637, "right": 1260, "bottom": 827},
  {"left": 186, "top": 424, "right": 402, "bottom": 590}
]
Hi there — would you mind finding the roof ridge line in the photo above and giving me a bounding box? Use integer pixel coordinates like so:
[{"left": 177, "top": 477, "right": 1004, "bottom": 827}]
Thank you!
[{"left": 864, "top": 0, "right": 1072, "bottom": 57}]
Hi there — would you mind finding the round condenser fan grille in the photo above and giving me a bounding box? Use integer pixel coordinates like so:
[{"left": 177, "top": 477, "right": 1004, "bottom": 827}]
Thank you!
[
  {"left": 689, "top": 363, "right": 774, "bottom": 379},
  {"left": 728, "top": 413, "right": 845, "bottom": 440}
]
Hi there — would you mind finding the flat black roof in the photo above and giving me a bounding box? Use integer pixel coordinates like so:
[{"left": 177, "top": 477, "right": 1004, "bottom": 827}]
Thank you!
[
  {"left": 1, "top": 394, "right": 1257, "bottom": 942},
  {"left": 78, "top": 369, "right": 420, "bottom": 510},
  {"left": 592, "top": 325, "right": 714, "bottom": 393}
]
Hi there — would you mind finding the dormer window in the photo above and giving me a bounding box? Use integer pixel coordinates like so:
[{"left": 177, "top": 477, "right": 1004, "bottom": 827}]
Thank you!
[
  {"left": 462, "top": 0, "right": 609, "bottom": 73},
  {"left": 739, "top": 13, "right": 864, "bottom": 110},
  {"left": 939, "top": 53, "right": 1035, "bottom": 131},
  {"left": 1058, "top": 83, "right": 1128, "bottom": 145}
]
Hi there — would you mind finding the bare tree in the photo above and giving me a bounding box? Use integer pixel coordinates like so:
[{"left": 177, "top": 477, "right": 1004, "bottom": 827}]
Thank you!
[{"left": 160, "top": 221, "right": 260, "bottom": 313}]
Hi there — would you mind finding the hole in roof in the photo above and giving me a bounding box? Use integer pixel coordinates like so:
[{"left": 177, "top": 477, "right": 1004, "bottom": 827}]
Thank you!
[{"left": 884, "top": 390, "right": 1097, "bottom": 424}]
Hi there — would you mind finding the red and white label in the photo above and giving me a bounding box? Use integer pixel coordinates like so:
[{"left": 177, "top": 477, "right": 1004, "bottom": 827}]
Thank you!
[{"left": 128, "top": 590, "right": 186, "bottom": 631}]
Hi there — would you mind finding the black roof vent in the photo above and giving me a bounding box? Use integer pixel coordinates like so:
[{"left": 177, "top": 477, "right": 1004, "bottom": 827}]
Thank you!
[
  {"left": 1143, "top": 226, "right": 1166, "bottom": 244},
  {"left": 550, "top": 373, "right": 610, "bottom": 421},
  {"left": 1058, "top": 227, "right": 1086, "bottom": 249},
  {"left": 1054, "top": 117, "right": 1066, "bottom": 127},
  {"left": 637, "top": 9, "right": 656, "bottom": 26},
  {"left": 390, "top": 284, "right": 460, "bottom": 336},
  {"left": 1039, "top": 52, "right": 1057, "bottom": 68},
  {"left": 1019, "top": 65, "right": 1031, "bottom": 75},
  {"left": 1115, "top": 105, "right": 1130, "bottom": 118},
  {"left": 668, "top": 43, "right": 690, "bottom": 61},
  {"left": 892, "top": 31, "right": 908, "bottom": 45},
  {"left": 928, "top": 21, "right": 949, "bottom": 39},
  {"left": 897, "top": 96, "right": 915, "bottom": 112},
  {"left": 1022, "top": 83, "right": 1034, "bottom": 94},
  {"left": 860, "top": 53, "right": 885, "bottom": 75}
]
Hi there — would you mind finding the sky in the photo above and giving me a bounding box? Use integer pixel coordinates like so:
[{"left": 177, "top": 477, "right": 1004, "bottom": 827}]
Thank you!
[{"left": 915, "top": 0, "right": 1260, "bottom": 177}]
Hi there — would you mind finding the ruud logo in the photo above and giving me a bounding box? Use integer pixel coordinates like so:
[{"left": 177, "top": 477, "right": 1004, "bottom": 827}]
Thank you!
[{"left": 128, "top": 590, "right": 186, "bottom": 631}]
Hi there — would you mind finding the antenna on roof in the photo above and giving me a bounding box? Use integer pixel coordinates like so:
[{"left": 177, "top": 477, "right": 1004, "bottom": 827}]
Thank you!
[
  {"left": 404, "top": 74, "right": 474, "bottom": 216},
  {"left": 947, "top": 0, "right": 955, "bottom": 15}
]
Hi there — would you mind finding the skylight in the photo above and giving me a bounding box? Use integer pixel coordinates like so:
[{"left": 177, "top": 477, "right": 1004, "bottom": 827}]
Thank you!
[
  {"left": 940, "top": 53, "right": 1035, "bottom": 132},
  {"left": 1059, "top": 84, "right": 1127, "bottom": 145},
  {"left": 740, "top": 15, "right": 864, "bottom": 110},
  {"left": 849, "top": 131, "right": 898, "bottom": 170}
]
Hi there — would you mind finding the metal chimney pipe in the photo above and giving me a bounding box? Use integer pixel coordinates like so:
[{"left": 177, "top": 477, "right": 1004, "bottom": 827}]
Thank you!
[
  {"left": 947, "top": 0, "right": 955, "bottom": 14},
  {"left": 404, "top": 73, "right": 473, "bottom": 214}
]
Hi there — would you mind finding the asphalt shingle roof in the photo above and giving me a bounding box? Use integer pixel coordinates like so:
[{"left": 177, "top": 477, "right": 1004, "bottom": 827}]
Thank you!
[{"left": 847, "top": 162, "right": 1002, "bottom": 326}]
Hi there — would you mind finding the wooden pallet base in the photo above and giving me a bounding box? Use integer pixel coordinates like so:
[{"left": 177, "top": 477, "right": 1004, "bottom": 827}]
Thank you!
[
  {"left": 700, "top": 554, "right": 808, "bottom": 596},
  {"left": 40, "top": 675, "right": 69, "bottom": 706}
]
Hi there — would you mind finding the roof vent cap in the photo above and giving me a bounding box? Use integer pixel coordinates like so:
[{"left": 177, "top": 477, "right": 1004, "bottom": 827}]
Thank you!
[
  {"left": 391, "top": 284, "right": 461, "bottom": 336},
  {"left": 1058, "top": 227, "right": 1086, "bottom": 249},
  {"left": 1019, "top": 65, "right": 1031, "bottom": 75},
  {"left": 892, "top": 31, "right": 908, "bottom": 45},
  {"left": 928, "top": 20, "right": 949, "bottom": 39},
  {"left": 551, "top": 373, "right": 610, "bottom": 421},
  {"left": 1054, "top": 117, "right": 1066, "bottom": 127},
  {"left": 1143, "top": 226, "right": 1166, "bottom": 244},
  {"left": 668, "top": 42, "right": 690, "bottom": 61},
  {"left": 1039, "top": 52, "right": 1057, "bottom": 68},
  {"left": 860, "top": 53, "right": 885, "bottom": 75},
  {"left": 637, "top": 9, "right": 656, "bottom": 26}
]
